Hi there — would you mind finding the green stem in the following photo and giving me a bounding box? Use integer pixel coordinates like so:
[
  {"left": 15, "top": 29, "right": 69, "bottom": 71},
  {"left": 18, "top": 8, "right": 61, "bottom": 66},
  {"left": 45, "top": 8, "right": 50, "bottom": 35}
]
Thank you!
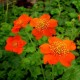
[
  {"left": 27, "top": 33, "right": 34, "bottom": 46},
  {"left": 41, "top": 64, "right": 46, "bottom": 80},
  {"left": 25, "top": 30, "right": 35, "bottom": 46},
  {"left": 25, "top": 30, "right": 46, "bottom": 80},
  {"left": 77, "top": 0, "right": 80, "bottom": 13},
  {"left": 8, "top": 0, "right": 17, "bottom": 6},
  {"left": 57, "top": 1, "right": 61, "bottom": 16},
  {"left": 2, "top": 2, "right": 5, "bottom": 14},
  {"left": 51, "top": 65, "right": 54, "bottom": 80},
  {"left": 29, "top": 68, "right": 37, "bottom": 80},
  {"left": 5, "top": 0, "right": 9, "bottom": 22}
]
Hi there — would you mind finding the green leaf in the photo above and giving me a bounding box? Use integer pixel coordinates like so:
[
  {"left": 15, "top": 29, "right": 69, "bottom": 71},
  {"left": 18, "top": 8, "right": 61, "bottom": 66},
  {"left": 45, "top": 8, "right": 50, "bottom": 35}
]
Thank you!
[
  {"left": 25, "top": 25, "right": 33, "bottom": 32},
  {"left": 72, "top": 51, "right": 79, "bottom": 56},
  {"left": 65, "top": 21, "right": 72, "bottom": 27},
  {"left": 29, "top": 51, "right": 42, "bottom": 65},
  {"left": 69, "top": 12, "right": 77, "bottom": 18},
  {"left": 29, "top": 66, "right": 41, "bottom": 78},
  {"left": 0, "top": 22, "right": 12, "bottom": 32},
  {"left": 45, "top": 69, "right": 52, "bottom": 80},
  {"left": 0, "top": 71, "right": 6, "bottom": 79},
  {"left": 21, "top": 57, "right": 30, "bottom": 69},
  {"left": 0, "top": 51, "right": 2, "bottom": 58},
  {"left": 61, "top": 65, "right": 80, "bottom": 80},
  {"left": 26, "top": 46, "right": 36, "bottom": 53},
  {"left": 64, "top": 27, "right": 78, "bottom": 40},
  {"left": 8, "top": 69, "right": 24, "bottom": 80},
  {"left": 56, "top": 63, "right": 65, "bottom": 75}
]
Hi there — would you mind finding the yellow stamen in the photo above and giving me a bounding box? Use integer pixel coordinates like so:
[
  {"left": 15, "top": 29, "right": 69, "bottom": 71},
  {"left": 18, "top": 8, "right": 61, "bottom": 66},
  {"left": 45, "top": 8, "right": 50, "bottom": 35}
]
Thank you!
[
  {"left": 36, "top": 19, "right": 48, "bottom": 30},
  {"left": 50, "top": 41, "right": 69, "bottom": 55}
]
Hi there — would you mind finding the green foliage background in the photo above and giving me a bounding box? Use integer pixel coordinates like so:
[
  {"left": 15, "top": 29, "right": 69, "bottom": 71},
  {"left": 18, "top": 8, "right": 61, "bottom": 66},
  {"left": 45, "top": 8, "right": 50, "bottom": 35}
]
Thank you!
[{"left": 0, "top": 0, "right": 80, "bottom": 80}]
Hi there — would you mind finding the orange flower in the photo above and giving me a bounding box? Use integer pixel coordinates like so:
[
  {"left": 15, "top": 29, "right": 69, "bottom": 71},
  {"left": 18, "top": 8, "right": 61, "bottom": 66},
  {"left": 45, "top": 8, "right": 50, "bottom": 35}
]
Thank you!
[
  {"left": 30, "top": 14, "right": 58, "bottom": 40},
  {"left": 40, "top": 37, "right": 76, "bottom": 67},
  {"left": 11, "top": 14, "right": 31, "bottom": 33},
  {"left": 5, "top": 35, "right": 26, "bottom": 54},
  {"left": 14, "top": 14, "right": 31, "bottom": 27}
]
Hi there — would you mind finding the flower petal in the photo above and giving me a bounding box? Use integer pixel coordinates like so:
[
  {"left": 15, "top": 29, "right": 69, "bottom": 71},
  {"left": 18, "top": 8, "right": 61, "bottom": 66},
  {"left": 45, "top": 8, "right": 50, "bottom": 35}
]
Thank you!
[
  {"left": 19, "top": 14, "right": 31, "bottom": 22},
  {"left": 11, "top": 26, "right": 20, "bottom": 33},
  {"left": 14, "top": 35, "right": 21, "bottom": 40},
  {"left": 43, "top": 54, "right": 59, "bottom": 65},
  {"left": 40, "top": 14, "right": 50, "bottom": 20},
  {"left": 59, "top": 52, "right": 75, "bottom": 67},
  {"left": 48, "top": 37, "right": 61, "bottom": 44},
  {"left": 14, "top": 14, "right": 31, "bottom": 27},
  {"left": 12, "top": 47, "right": 22, "bottom": 54},
  {"left": 43, "top": 28, "right": 56, "bottom": 37},
  {"left": 30, "top": 18, "right": 38, "bottom": 27},
  {"left": 48, "top": 19, "right": 58, "bottom": 28},
  {"left": 40, "top": 43, "right": 52, "bottom": 54},
  {"left": 17, "top": 48, "right": 23, "bottom": 54},
  {"left": 6, "top": 37, "right": 13, "bottom": 43},
  {"left": 21, "top": 17, "right": 31, "bottom": 27},
  {"left": 18, "top": 40, "right": 27, "bottom": 47},
  {"left": 5, "top": 44, "right": 13, "bottom": 51},
  {"left": 32, "top": 29, "right": 42, "bottom": 40},
  {"left": 63, "top": 40, "right": 76, "bottom": 50}
]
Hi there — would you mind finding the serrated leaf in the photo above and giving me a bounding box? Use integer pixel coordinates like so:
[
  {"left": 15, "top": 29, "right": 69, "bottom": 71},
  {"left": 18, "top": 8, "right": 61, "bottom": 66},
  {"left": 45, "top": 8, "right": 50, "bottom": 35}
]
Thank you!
[
  {"left": 61, "top": 65, "right": 80, "bottom": 80},
  {"left": 29, "top": 66, "right": 41, "bottom": 78},
  {"left": 21, "top": 58, "right": 30, "bottom": 69},
  {"left": 26, "top": 46, "right": 36, "bottom": 53}
]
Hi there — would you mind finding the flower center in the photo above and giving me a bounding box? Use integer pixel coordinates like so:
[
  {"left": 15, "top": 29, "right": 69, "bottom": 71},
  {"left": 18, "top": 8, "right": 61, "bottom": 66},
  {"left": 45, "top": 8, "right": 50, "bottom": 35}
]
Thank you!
[
  {"left": 36, "top": 19, "right": 48, "bottom": 30},
  {"left": 13, "top": 42, "right": 18, "bottom": 47},
  {"left": 50, "top": 41, "right": 69, "bottom": 55}
]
